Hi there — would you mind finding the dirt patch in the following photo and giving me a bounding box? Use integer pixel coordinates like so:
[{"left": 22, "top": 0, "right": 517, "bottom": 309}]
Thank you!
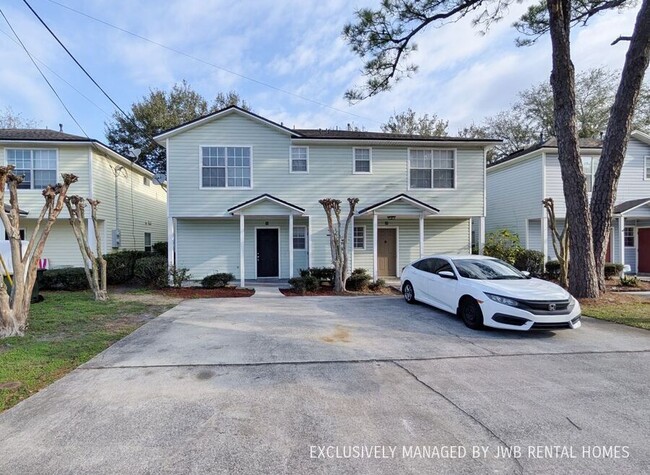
[
  {"left": 606, "top": 279, "right": 650, "bottom": 292},
  {"left": 0, "top": 381, "right": 22, "bottom": 390},
  {"left": 281, "top": 287, "right": 400, "bottom": 297},
  {"left": 112, "top": 292, "right": 183, "bottom": 305},
  {"left": 321, "top": 325, "right": 351, "bottom": 343},
  {"left": 156, "top": 287, "right": 255, "bottom": 299},
  {"left": 103, "top": 313, "right": 158, "bottom": 332},
  {"left": 579, "top": 292, "right": 650, "bottom": 306}
]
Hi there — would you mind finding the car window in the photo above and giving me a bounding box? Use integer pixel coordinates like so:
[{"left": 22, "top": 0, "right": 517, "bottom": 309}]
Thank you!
[
  {"left": 436, "top": 262, "right": 454, "bottom": 275},
  {"left": 453, "top": 258, "right": 525, "bottom": 280},
  {"left": 414, "top": 258, "right": 436, "bottom": 273}
]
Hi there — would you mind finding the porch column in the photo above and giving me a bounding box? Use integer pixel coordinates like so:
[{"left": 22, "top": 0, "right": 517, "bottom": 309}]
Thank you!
[
  {"left": 350, "top": 215, "right": 355, "bottom": 271},
  {"left": 478, "top": 216, "right": 486, "bottom": 255},
  {"left": 619, "top": 216, "right": 625, "bottom": 271},
  {"left": 240, "top": 214, "right": 245, "bottom": 288},
  {"left": 87, "top": 218, "right": 96, "bottom": 252},
  {"left": 419, "top": 213, "right": 425, "bottom": 258},
  {"left": 541, "top": 213, "right": 549, "bottom": 262},
  {"left": 167, "top": 217, "right": 175, "bottom": 269},
  {"left": 372, "top": 213, "right": 378, "bottom": 281},
  {"left": 308, "top": 215, "right": 313, "bottom": 268},
  {"left": 288, "top": 214, "right": 294, "bottom": 278}
]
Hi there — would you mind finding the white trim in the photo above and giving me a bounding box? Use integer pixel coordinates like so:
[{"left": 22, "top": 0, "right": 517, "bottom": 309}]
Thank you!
[
  {"left": 407, "top": 147, "right": 457, "bottom": 191},
  {"left": 240, "top": 215, "right": 245, "bottom": 287},
  {"left": 419, "top": 214, "right": 424, "bottom": 259},
  {"left": 229, "top": 194, "right": 304, "bottom": 215},
  {"left": 167, "top": 217, "right": 175, "bottom": 269},
  {"left": 350, "top": 215, "right": 355, "bottom": 271},
  {"left": 525, "top": 218, "right": 531, "bottom": 248},
  {"left": 644, "top": 156, "right": 650, "bottom": 181},
  {"left": 198, "top": 144, "right": 254, "bottom": 190},
  {"left": 288, "top": 215, "right": 294, "bottom": 278},
  {"left": 377, "top": 226, "right": 400, "bottom": 278},
  {"left": 92, "top": 142, "right": 154, "bottom": 179},
  {"left": 357, "top": 194, "right": 439, "bottom": 216},
  {"left": 4, "top": 147, "right": 59, "bottom": 191},
  {"left": 289, "top": 146, "right": 309, "bottom": 174},
  {"left": 478, "top": 217, "right": 485, "bottom": 255},
  {"left": 482, "top": 146, "right": 488, "bottom": 217},
  {"left": 631, "top": 129, "right": 650, "bottom": 146},
  {"left": 619, "top": 216, "right": 625, "bottom": 270},
  {"left": 87, "top": 146, "right": 94, "bottom": 198},
  {"left": 372, "top": 213, "right": 378, "bottom": 281},
  {"left": 487, "top": 147, "right": 603, "bottom": 172},
  {"left": 308, "top": 215, "right": 313, "bottom": 268},
  {"left": 352, "top": 147, "right": 372, "bottom": 174},
  {"left": 353, "top": 224, "right": 366, "bottom": 250},
  {"left": 254, "top": 226, "right": 281, "bottom": 279}
]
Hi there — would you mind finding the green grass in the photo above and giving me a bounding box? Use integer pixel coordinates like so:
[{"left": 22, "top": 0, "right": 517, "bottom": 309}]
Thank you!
[
  {"left": 581, "top": 298, "right": 650, "bottom": 330},
  {"left": 0, "top": 291, "right": 172, "bottom": 412}
]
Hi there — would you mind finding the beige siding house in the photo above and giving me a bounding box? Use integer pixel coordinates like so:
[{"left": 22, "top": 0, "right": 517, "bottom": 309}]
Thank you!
[
  {"left": 486, "top": 131, "right": 650, "bottom": 273},
  {"left": 157, "top": 107, "right": 499, "bottom": 286},
  {"left": 0, "top": 129, "right": 167, "bottom": 268}
]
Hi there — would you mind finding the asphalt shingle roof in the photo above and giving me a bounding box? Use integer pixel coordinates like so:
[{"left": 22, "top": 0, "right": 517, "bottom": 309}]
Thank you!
[
  {"left": 488, "top": 137, "right": 604, "bottom": 168},
  {"left": 0, "top": 129, "right": 90, "bottom": 142},
  {"left": 614, "top": 198, "right": 650, "bottom": 214},
  {"left": 294, "top": 128, "right": 499, "bottom": 142}
]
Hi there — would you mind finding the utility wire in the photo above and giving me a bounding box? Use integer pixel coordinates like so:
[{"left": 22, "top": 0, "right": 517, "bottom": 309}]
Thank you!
[
  {"left": 46, "top": 0, "right": 379, "bottom": 124},
  {"left": 0, "top": 7, "right": 88, "bottom": 137}
]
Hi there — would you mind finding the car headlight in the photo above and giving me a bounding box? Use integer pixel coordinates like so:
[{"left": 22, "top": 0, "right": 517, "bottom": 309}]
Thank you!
[{"left": 485, "top": 293, "right": 519, "bottom": 307}]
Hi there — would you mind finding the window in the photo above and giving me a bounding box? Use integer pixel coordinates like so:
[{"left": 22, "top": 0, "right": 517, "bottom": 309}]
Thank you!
[
  {"left": 409, "top": 149, "right": 455, "bottom": 189},
  {"left": 201, "top": 146, "right": 251, "bottom": 188},
  {"left": 143, "top": 177, "right": 150, "bottom": 186},
  {"left": 582, "top": 156, "right": 599, "bottom": 192},
  {"left": 353, "top": 226, "right": 365, "bottom": 249},
  {"left": 4, "top": 229, "right": 25, "bottom": 240},
  {"left": 293, "top": 226, "right": 306, "bottom": 250},
  {"left": 144, "top": 232, "right": 152, "bottom": 253},
  {"left": 353, "top": 148, "right": 371, "bottom": 173},
  {"left": 645, "top": 156, "right": 650, "bottom": 180},
  {"left": 290, "top": 147, "right": 308, "bottom": 173},
  {"left": 624, "top": 227, "right": 634, "bottom": 247},
  {"left": 6, "top": 149, "right": 57, "bottom": 190}
]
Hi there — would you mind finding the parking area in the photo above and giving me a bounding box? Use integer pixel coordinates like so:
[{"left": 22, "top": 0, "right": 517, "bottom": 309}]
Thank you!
[{"left": 0, "top": 295, "right": 649, "bottom": 474}]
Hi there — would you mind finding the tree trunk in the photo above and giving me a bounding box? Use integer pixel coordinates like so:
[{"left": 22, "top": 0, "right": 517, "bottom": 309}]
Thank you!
[
  {"left": 547, "top": 0, "right": 599, "bottom": 298},
  {"left": 591, "top": 0, "right": 650, "bottom": 292}
]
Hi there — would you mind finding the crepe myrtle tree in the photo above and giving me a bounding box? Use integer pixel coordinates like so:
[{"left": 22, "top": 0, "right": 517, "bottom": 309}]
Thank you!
[
  {"left": 344, "top": 0, "right": 650, "bottom": 298},
  {"left": 0, "top": 167, "right": 77, "bottom": 337},
  {"left": 65, "top": 196, "right": 108, "bottom": 301},
  {"left": 319, "top": 198, "right": 360, "bottom": 293}
]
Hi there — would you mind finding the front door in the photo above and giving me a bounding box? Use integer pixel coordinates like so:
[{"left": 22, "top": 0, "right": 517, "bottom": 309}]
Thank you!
[
  {"left": 256, "top": 228, "right": 279, "bottom": 278},
  {"left": 638, "top": 228, "right": 650, "bottom": 273},
  {"left": 377, "top": 228, "right": 397, "bottom": 277}
]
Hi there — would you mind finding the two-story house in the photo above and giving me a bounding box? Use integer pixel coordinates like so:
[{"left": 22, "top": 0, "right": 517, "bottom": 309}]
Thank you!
[
  {"left": 486, "top": 131, "right": 650, "bottom": 273},
  {"left": 155, "top": 106, "right": 499, "bottom": 286},
  {"left": 0, "top": 129, "right": 168, "bottom": 268}
]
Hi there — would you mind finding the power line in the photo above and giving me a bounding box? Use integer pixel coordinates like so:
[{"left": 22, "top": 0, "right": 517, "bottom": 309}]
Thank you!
[
  {"left": 46, "top": 0, "right": 379, "bottom": 124},
  {"left": 0, "top": 7, "right": 88, "bottom": 137}
]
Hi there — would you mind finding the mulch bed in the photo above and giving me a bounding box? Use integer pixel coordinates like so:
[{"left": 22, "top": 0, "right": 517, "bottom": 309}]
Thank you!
[
  {"left": 155, "top": 287, "right": 254, "bottom": 298},
  {"left": 605, "top": 279, "right": 650, "bottom": 292},
  {"left": 280, "top": 287, "right": 400, "bottom": 297}
]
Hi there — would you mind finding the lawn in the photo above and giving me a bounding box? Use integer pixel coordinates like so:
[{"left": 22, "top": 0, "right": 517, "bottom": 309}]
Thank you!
[
  {"left": 0, "top": 291, "right": 173, "bottom": 412},
  {"left": 580, "top": 293, "right": 650, "bottom": 330}
]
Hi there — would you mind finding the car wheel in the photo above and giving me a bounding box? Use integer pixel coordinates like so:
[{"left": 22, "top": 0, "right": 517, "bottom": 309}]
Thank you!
[
  {"left": 403, "top": 281, "right": 416, "bottom": 304},
  {"left": 460, "top": 298, "right": 484, "bottom": 330}
]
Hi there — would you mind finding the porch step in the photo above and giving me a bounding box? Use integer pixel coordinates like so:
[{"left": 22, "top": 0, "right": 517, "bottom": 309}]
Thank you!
[{"left": 250, "top": 286, "right": 285, "bottom": 298}]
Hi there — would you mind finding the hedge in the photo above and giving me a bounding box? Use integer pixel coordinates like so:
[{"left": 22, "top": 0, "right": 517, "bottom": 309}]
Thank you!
[{"left": 40, "top": 267, "right": 89, "bottom": 291}]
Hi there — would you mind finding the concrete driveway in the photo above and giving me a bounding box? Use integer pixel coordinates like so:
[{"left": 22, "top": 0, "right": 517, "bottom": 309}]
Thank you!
[{"left": 0, "top": 295, "right": 649, "bottom": 474}]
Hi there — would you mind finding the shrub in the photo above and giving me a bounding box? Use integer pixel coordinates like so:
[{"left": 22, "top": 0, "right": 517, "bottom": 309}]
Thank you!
[
  {"left": 152, "top": 241, "right": 168, "bottom": 256},
  {"left": 40, "top": 267, "right": 89, "bottom": 291},
  {"left": 133, "top": 256, "right": 168, "bottom": 288},
  {"left": 619, "top": 275, "right": 639, "bottom": 287},
  {"left": 368, "top": 279, "right": 386, "bottom": 291},
  {"left": 169, "top": 266, "right": 191, "bottom": 288},
  {"left": 346, "top": 268, "right": 371, "bottom": 291},
  {"left": 299, "top": 267, "right": 335, "bottom": 284},
  {"left": 545, "top": 260, "right": 561, "bottom": 279},
  {"left": 483, "top": 229, "right": 523, "bottom": 264},
  {"left": 104, "top": 250, "right": 150, "bottom": 284},
  {"left": 288, "top": 275, "right": 319, "bottom": 294},
  {"left": 201, "top": 272, "right": 234, "bottom": 288},
  {"left": 513, "top": 249, "right": 545, "bottom": 276},
  {"left": 604, "top": 262, "right": 624, "bottom": 280}
]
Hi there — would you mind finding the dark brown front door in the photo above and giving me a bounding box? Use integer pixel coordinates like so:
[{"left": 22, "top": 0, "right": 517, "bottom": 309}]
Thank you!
[
  {"left": 256, "top": 228, "right": 279, "bottom": 277},
  {"left": 638, "top": 228, "right": 650, "bottom": 273},
  {"left": 377, "top": 228, "right": 397, "bottom": 277}
]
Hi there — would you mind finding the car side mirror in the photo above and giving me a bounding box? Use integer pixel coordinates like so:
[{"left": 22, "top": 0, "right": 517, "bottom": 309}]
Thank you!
[
  {"left": 521, "top": 271, "right": 531, "bottom": 278},
  {"left": 438, "top": 270, "right": 456, "bottom": 280}
]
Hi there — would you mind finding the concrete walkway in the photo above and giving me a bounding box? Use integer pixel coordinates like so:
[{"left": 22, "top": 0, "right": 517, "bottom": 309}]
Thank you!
[
  {"left": 0, "top": 296, "right": 648, "bottom": 474},
  {"left": 250, "top": 285, "right": 285, "bottom": 298}
]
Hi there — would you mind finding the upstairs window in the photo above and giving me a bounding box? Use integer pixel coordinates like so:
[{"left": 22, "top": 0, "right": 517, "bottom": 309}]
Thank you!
[
  {"left": 290, "top": 146, "right": 309, "bottom": 173},
  {"left": 6, "top": 149, "right": 57, "bottom": 189},
  {"left": 143, "top": 177, "right": 151, "bottom": 186},
  {"left": 353, "top": 148, "right": 372, "bottom": 173},
  {"left": 293, "top": 226, "right": 306, "bottom": 250},
  {"left": 409, "top": 149, "right": 455, "bottom": 189},
  {"left": 582, "top": 156, "right": 599, "bottom": 192},
  {"left": 201, "top": 146, "right": 251, "bottom": 188},
  {"left": 353, "top": 226, "right": 365, "bottom": 249}
]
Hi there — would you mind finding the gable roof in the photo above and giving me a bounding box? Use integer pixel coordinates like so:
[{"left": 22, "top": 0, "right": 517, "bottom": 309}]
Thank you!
[
  {"left": 154, "top": 106, "right": 301, "bottom": 143},
  {"left": 488, "top": 137, "right": 603, "bottom": 169},
  {"left": 0, "top": 129, "right": 90, "bottom": 142},
  {"left": 614, "top": 198, "right": 650, "bottom": 215},
  {"left": 227, "top": 193, "right": 305, "bottom": 215},
  {"left": 357, "top": 193, "right": 440, "bottom": 215}
]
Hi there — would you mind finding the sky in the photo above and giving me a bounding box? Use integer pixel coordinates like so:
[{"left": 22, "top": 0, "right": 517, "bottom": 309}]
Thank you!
[{"left": 0, "top": 0, "right": 640, "bottom": 142}]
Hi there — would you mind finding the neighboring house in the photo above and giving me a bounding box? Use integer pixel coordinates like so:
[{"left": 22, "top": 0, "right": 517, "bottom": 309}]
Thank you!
[
  {"left": 0, "top": 129, "right": 167, "bottom": 268},
  {"left": 486, "top": 131, "right": 650, "bottom": 274},
  {"left": 155, "top": 106, "right": 499, "bottom": 286}
]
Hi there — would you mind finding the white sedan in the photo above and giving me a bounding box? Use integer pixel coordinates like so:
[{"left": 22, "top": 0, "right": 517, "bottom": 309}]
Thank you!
[{"left": 400, "top": 255, "right": 581, "bottom": 331}]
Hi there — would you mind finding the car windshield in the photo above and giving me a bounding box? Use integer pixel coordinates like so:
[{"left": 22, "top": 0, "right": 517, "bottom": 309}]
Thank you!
[{"left": 452, "top": 258, "right": 526, "bottom": 280}]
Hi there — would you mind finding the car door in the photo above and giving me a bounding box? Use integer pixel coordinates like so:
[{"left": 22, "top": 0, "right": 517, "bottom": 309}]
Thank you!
[
  {"left": 409, "top": 258, "right": 436, "bottom": 305},
  {"left": 430, "top": 259, "right": 459, "bottom": 312}
]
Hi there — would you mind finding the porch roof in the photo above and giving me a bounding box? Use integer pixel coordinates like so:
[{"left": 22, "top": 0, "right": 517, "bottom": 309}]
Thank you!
[
  {"left": 357, "top": 193, "right": 440, "bottom": 216},
  {"left": 227, "top": 193, "right": 305, "bottom": 215},
  {"left": 614, "top": 198, "right": 650, "bottom": 216}
]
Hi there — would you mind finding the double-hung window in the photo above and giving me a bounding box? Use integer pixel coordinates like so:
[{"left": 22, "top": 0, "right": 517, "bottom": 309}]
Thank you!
[
  {"left": 293, "top": 226, "right": 307, "bottom": 250},
  {"left": 582, "top": 156, "right": 599, "bottom": 192},
  {"left": 645, "top": 156, "right": 650, "bottom": 180},
  {"left": 290, "top": 146, "right": 308, "bottom": 173},
  {"left": 353, "top": 226, "right": 365, "bottom": 249},
  {"left": 201, "top": 146, "right": 251, "bottom": 188},
  {"left": 6, "top": 149, "right": 57, "bottom": 190},
  {"left": 353, "top": 148, "right": 371, "bottom": 173},
  {"left": 144, "top": 232, "right": 152, "bottom": 253},
  {"left": 624, "top": 227, "right": 634, "bottom": 247},
  {"left": 409, "top": 149, "right": 455, "bottom": 189}
]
